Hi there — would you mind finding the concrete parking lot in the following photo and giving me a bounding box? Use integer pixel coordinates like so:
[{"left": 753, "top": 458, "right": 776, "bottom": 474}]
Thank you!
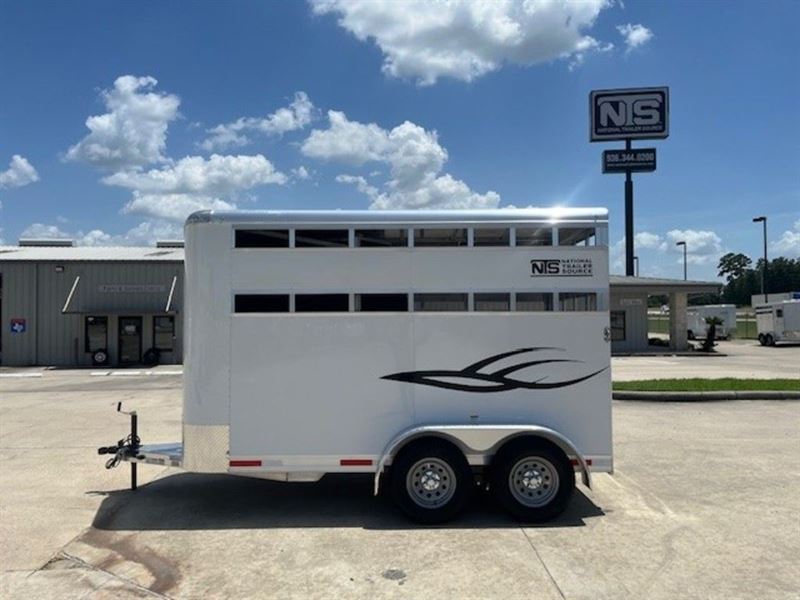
[{"left": 1, "top": 370, "right": 799, "bottom": 599}]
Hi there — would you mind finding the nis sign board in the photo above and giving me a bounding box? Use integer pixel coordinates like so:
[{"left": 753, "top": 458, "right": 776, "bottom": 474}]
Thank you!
[
  {"left": 590, "top": 87, "right": 669, "bottom": 141},
  {"left": 602, "top": 148, "right": 656, "bottom": 174}
]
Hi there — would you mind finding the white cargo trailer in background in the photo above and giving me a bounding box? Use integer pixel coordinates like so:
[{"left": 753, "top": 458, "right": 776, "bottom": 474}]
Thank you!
[
  {"left": 756, "top": 300, "right": 800, "bottom": 346},
  {"left": 686, "top": 304, "right": 737, "bottom": 339},
  {"left": 100, "top": 208, "right": 612, "bottom": 523}
]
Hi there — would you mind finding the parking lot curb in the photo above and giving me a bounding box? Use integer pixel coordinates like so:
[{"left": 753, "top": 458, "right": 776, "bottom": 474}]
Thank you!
[{"left": 613, "top": 390, "right": 800, "bottom": 401}]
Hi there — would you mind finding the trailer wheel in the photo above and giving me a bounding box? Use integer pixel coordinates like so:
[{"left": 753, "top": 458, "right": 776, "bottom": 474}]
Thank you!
[
  {"left": 758, "top": 334, "right": 766, "bottom": 346},
  {"left": 389, "top": 439, "right": 472, "bottom": 524},
  {"left": 687, "top": 330, "right": 695, "bottom": 340},
  {"left": 765, "top": 334, "right": 775, "bottom": 346},
  {"left": 491, "top": 439, "right": 574, "bottom": 523}
]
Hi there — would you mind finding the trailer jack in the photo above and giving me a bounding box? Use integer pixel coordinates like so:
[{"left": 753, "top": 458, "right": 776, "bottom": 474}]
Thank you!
[{"left": 97, "top": 403, "right": 143, "bottom": 490}]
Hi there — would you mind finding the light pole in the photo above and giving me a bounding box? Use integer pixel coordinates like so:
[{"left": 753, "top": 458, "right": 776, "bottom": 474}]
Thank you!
[
  {"left": 753, "top": 216, "right": 767, "bottom": 302},
  {"left": 633, "top": 255, "right": 640, "bottom": 277},
  {"left": 676, "top": 241, "right": 687, "bottom": 280}
]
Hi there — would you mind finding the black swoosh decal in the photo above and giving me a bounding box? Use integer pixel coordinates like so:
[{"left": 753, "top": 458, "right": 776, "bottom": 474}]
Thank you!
[{"left": 381, "top": 347, "right": 606, "bottom": 393}]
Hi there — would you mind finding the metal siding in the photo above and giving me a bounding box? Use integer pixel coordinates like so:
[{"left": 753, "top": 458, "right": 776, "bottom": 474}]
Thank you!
[
  {"left": 1, "top": 263, "right": 37, "bottom": 365},
  {"left": 609, "top": 291, "right": 649, "bottom": 353}
]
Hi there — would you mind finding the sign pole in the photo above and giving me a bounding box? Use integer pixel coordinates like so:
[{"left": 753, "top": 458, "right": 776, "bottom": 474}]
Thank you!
[{"left": 624, "top": 139, "right": 634, "bottom": 277}]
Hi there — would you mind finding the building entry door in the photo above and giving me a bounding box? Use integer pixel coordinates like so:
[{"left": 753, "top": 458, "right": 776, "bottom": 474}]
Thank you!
[{"left": 118, "top": 317, "right": 142, "bottom": 365}]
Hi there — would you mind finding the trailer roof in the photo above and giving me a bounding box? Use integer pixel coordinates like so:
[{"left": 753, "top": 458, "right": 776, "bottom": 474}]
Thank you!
[{"left": 187, "top": 207, "right": 608, "bottom": 226}]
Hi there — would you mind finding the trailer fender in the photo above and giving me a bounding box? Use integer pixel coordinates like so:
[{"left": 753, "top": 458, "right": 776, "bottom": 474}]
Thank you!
[{"left": 373, "top": 424, "right": 591, "bottom": 495}]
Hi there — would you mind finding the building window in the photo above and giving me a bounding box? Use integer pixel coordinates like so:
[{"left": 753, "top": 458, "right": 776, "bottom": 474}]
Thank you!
[
  {"left": 474, "top": 293, "right": 510, "bottom": 311},
  {"left": 235, "top": 294, "right": 290, "bottom": 313},
  {"left": 414, "top": 293, "right": 468, "bottom": 311},
  {"left": 559, "top": 292, "right": 597, "bottom": 311},
  {"left": 414, "top": 228, "right": 467, "bottom": 247},
  {"left": 355, "top": 293, "right": 409, "bottom": 312},
  {"left": 559, "top": 227, "right": 596, "bottom": 246},
  {"left": 610, "top": 311, "right": 626, "bottom": 341},
  {"left": 295, "top": 294, "right": 349, "bottom": 312},
  {"left": 295, "top": 230, "right": 349, "bottom": 248},
  {"left": 473, "top": 229, "right": 510, "bottom": 247},
  {"left": 515, "top": 293, "right": 554, "bottom": 311},
  {"left": 153, "top": 316, "right": 175, "bottom": 352},
  {"left": 235, "top": 229, "right": 289, "bottom": 248},
  {"left": 515, "top": 228, "right": 553, "bottom": 246},
  {"left": 776, "top": 309, "right": 783, "bottom": 318},
  {"left": 354, "top": 229, "right": 408, "bottom": 247},
  {"left": 85, "top": 316, "right": 108, "bottom": 352}
]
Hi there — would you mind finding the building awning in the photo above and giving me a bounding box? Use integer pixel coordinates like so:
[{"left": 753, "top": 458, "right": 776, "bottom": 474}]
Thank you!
[
  {"left": 610, "top": 276, "right": 721, "bottom": 296},
  {"left": 61, "top": 275, "right": 181, "bottom": 314}
]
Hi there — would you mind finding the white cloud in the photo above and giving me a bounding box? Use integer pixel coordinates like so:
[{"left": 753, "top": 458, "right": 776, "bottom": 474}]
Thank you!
[
  {"left": 771, "top": 219, "right": 800, "bottom": 257},
  {"left": 20, "top": 220, "right": 183, "bottom": 247},
  {"left": 303, "top": 111, "right": 499, "bottom": 209},
  {"left": 292, "top": 165, "right": 311, "bottom": 180},
  {"left": 635, "top": 231, "right": 667, "bottom": 251},
  {"left": 616, "top": 23, "right": 653, "bottom": 53},
  {"left": 200, "top": 92, "right": 315, "bottom": 151},
  {"left": 312, "top": 0, "right": 612, "bottom": 84},
  {"left": 65, "top": 75, "right": 180, "bottom": 169},
  {"left": 101, "top": 154, "right": 286, "bottom": 221},
  {"left": 0, "top": 155, "right": 39, "bottom": 189},
  {"left": 666, "top": 229, "right": 724, "bottom": 265}
]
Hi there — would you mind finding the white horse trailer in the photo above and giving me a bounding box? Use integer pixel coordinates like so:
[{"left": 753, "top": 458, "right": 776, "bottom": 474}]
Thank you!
[
  {"left": 756, "top": 300, "right": 800, "bottom": 346},
  {"left": 686, "top": 304, "right": 737, "bottom": 339},
  {"left": 99, "top": 209, "right": 612, "bottom": 523}
]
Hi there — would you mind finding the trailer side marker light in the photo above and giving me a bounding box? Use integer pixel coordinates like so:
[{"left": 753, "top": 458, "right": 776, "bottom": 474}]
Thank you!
[
  {"left": 570, "top": 459, "right": 593, "bottom": 466},
  {"left": 230, "top": 459, "right": 262, "bottom": 467},
  {"left": 340, "top": 459, "right": 373, "bottom": 466}
]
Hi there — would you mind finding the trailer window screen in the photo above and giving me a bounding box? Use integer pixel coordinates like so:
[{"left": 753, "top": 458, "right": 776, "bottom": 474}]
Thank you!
[
  {"left": 515, "top": 293, "right": 553, "bottom": 311},
  {"left": 235, "top": 229, "right": 289, "bottom": 248},
  {"left": 355, "top": 294, "right": 409, "bottom": 312},
  {"left": 295, "top": 229, "right": 349, "bottom": 248},
  {"left": 354, "top": 229, "right": 408, "bottom": 247},
  {"left": 414, "top": 228, "right": 467, "bottom": 247},
  {"left": 559, "top": 227, "right": 596, "bottom": 246},
  {"left": 153, "top": 316, "right": 175, "bottom": 351},
  {"left": 414, "top": 293, "right": 468, "bottom": 311},
  {"left": 474, "top": 293, "right": 510, "bottom": 311},
  {"left": 559, "top": 292, "right": 597, "bottom": 311},
  {"left": 473, "top": 228, "right": 510, "bottom": 246},
  {"left": 295, "top": 294, "right": 349, "bottom": 312},
  {"left": 235, "top": 294, "right": 290, "bottom": 313},
  {"left": 85, "top": 316, "right": 107, "bottom": 353},
  {"left": 515, "top": 228, "right": 552, "bottom": 246},
  {"left": 610, "top": 310, "right": 626, "bottom": 341}
]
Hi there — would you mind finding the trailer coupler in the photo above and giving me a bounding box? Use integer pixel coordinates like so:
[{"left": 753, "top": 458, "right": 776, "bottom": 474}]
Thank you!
[{"left": 96, "top": 403, "right": 143, "bottom": 490}]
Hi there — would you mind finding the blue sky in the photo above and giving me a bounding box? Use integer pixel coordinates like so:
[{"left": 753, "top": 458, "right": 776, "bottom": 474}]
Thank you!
[{"left": 1, "top": 0, "right": 798, "bottom": 280}]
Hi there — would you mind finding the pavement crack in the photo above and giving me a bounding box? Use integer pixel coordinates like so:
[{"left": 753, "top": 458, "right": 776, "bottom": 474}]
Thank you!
[{"left": 520, "top": 528, "right": 566, "bottom": 600}]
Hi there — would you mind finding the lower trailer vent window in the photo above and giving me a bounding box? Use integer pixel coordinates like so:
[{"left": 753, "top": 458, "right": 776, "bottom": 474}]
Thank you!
[
  {"left": 295, "top": 230, "right": 349, "bottom": 248},
  {"left": 235, "top": 294, "right": 290, "bottom": 313},
  {"left": 355, "top": 294, "right": 409, "bottom": 312},
  {"left": 515, "top": 293, "right": 554, "bottom": 312},
  {"left": 559, "top": 292, "right": 597, "bottom": 312},
  {"left": 474, "top": 293, "right": 510, "bottom": 311},
  {"left": 414, "top": 293, "right": 468, "bottom": 312},
  {"left": 295, "top": 294, "right": 349, "bottom": 312}
]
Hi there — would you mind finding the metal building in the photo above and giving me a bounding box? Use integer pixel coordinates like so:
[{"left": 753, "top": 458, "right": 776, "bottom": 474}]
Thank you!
[{"left": 1, "top": 240, "right": 183, "bottom": 367}]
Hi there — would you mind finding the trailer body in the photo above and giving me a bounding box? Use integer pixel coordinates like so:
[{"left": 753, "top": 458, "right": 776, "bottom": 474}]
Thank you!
[
  {"left": 756, "top": 300, "right": 800, "bottom": 345},
  {"left": 686, "top": 304, "right": 737, "bottom": 339}
]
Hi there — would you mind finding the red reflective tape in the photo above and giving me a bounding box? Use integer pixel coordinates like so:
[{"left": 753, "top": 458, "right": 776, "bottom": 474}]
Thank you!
[
  {"left": 229, "top": 459, "right": 262, "bottom": 467},
  {"left": 570, "top": 459, "right": 593, "bottom": 466},
  {"left": 340, "top": 459, "right": 373, "bottom": 466}
]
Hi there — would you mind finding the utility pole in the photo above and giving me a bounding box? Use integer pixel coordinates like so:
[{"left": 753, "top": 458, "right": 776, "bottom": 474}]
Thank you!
[
  {"left": 676, "top": 241, "right": 687, "bottom": 280},
  {"left": 752, "top": 216, "right": 768, "bottom": 302}
]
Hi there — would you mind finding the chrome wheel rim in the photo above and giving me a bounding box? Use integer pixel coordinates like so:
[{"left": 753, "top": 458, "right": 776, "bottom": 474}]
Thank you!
[
  {"left": 406, "top": 458, "right": 457, "bottom": 509},
  {"left": 509, "top": 456, "right": 559, "bottom": 508}
]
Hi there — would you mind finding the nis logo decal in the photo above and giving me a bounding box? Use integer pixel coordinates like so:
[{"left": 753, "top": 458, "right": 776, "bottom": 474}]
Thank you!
[{"left": 530, "top": 258, "right": 593, "bottom": 277}]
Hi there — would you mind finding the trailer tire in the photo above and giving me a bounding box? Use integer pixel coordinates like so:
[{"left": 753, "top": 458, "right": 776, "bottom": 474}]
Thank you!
[
  {"left": 758, "top": 334, "right": 766, "bottom": 346},
  {"left": 491, "top": 438, "right": 574, "bottom": 523},
  {"left": 389, "top": 439, "right": 472, "bottom": 524},
  {"left": 687, "top": 330, "right": 695, "bottom": 340},
  {"left": 765, "top": 334, "right": 775, "bottom": 346}
]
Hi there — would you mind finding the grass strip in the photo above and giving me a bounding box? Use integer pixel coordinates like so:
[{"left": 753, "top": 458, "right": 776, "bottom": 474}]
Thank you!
[{"left": 612, "top": 378, "right": 800, "bottom": 392}]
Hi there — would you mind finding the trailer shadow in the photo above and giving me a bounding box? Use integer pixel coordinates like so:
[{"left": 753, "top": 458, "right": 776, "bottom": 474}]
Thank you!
[{"left": 89, "top": 472, "right": 603, "bottom": 531}]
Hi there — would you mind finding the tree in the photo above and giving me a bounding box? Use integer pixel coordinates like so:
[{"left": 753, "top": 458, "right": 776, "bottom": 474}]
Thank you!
[{"left": 717, "top": 252, "right": 752, "bottom": 282}]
